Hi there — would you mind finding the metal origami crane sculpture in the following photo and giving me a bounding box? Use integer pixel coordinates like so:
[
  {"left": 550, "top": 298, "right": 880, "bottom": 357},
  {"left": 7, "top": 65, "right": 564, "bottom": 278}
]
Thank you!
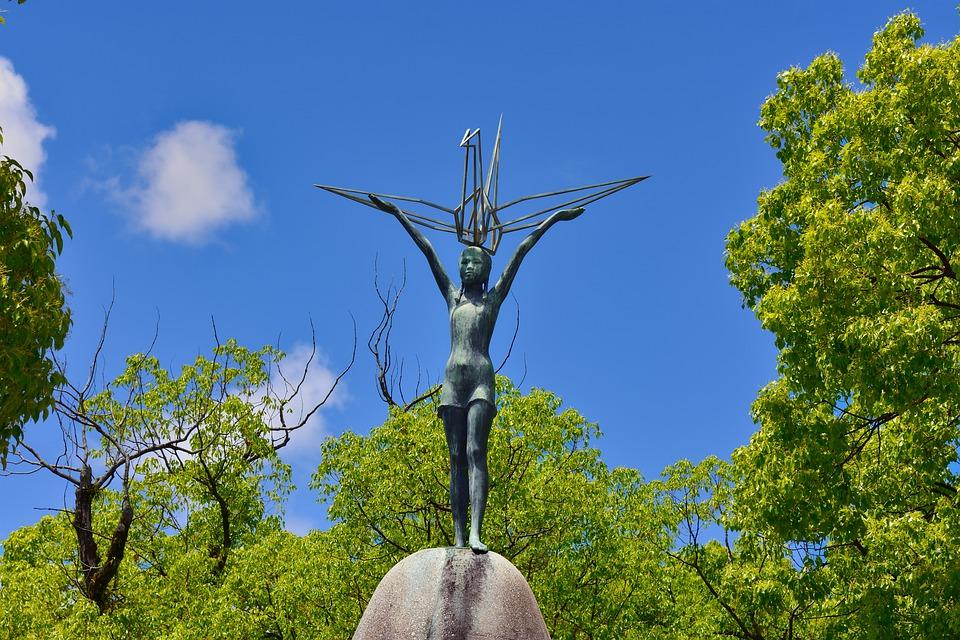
[{"left": 315, "top": 119, "right": 647, "bottom": 255}]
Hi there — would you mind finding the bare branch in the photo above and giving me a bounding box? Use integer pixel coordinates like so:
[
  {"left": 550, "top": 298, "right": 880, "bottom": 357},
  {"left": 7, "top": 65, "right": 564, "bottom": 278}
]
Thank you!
[
  {"left": 403, "top": 385, "right": 441, "bottom": 412},
  {"left": 368, "top": 257, "right": 407, "bottom": 406},
  {"left": 495, "top": 294, "right": 520, "bottom": 374},
  {"left": 81, "top": 286, "right": 115, "bottom": 397},
  {"left": 269, "top": 317, "right": 357, "bottom": 452}
]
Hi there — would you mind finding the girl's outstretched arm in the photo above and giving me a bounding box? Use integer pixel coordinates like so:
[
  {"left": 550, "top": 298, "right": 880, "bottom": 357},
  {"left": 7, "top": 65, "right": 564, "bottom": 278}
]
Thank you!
[
  {"left": 369, "top": 194, "right": 455, "bottom": 303},
  {"left": 491, "top": 207, "right": 585, "bottom": 303}
]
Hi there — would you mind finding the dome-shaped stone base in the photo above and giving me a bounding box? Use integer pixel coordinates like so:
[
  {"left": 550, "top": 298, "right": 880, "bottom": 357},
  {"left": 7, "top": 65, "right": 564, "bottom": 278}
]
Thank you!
[{"left": 353, "top": 547, "right": 551, "bottom": 639}]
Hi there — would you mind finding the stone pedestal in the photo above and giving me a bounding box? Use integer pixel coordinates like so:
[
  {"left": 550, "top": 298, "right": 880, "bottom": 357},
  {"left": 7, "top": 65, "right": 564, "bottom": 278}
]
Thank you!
[{"left": 352, "top": 547, "right": 551, "bottom": 640}]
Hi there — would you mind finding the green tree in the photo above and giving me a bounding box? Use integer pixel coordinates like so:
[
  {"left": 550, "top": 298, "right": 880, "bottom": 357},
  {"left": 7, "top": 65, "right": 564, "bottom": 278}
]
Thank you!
[
  {"left": 656, "top": 457, "right": 841, "bottom": 640},
  {"left": 0, "top": 379, "right": 693, "bottom": 639},
  {"left": 310, "top": 378, "right": 681, "bottom": 639},
  {"left": 725, "top": 12, "right": 960, "bottom": 638},
  {"left": 5, "top": 335, "right": 345, "bottom": 615},
  {"left": 0, "top": 131, "right": 71, "bottom": 459}
]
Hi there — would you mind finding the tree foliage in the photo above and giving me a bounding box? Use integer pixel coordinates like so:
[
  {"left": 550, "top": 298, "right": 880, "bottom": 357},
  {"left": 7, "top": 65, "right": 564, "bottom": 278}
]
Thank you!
[
  {"left": 3, "top": 333, "right": 345, "bottom": 620},
  {"left": 0, "top": 131, "right": 71, "bottom": 458},
  {"left": 0, "top": 378, "right": 699, "bottom": 640},
  {"left": 726, "top": 12, "right": 960, "bottom": 638},
  {"left": 656, "top": 457, "right": 843, "bottom": 640},
  {"left": 312, "top": 379, "right": 686, "bottom": 638}
]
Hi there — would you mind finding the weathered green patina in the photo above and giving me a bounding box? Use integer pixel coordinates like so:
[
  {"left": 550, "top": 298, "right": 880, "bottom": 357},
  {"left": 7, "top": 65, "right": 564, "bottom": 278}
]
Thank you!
[{"left": 369, "top": 193, "right": 583, "bottom": 552}]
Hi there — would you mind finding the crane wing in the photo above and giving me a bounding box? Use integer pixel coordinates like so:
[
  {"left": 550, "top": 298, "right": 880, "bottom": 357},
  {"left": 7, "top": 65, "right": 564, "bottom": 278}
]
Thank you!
[{"left": 314, "top": 185, "right": 459, "bottom": 233}]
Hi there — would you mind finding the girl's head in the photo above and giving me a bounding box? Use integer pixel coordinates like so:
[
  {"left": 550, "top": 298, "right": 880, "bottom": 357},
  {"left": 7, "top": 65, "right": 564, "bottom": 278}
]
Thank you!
[{"left": 459, "top": 245, "right": 492, "bottom": 287}]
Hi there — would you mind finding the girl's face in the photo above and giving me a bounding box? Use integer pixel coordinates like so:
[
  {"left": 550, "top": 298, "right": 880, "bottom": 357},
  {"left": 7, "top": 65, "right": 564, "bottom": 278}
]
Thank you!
[{"left": 459, "top": 247, "right": 490, "bottom": 285}]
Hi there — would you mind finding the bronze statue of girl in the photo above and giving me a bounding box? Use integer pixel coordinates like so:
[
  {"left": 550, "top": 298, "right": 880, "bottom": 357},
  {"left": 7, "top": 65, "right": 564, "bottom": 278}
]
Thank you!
[{"left": 369, "top": 193, "right": 584, "bottom": 552}]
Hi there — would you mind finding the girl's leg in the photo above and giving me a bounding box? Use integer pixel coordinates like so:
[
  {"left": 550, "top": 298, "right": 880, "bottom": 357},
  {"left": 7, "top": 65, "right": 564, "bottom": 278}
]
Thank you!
[
  {"left": 441, "top": 406, "right": 468, "bottom": 547},
  {"left": 466, "top": 400, "right": 495, "bottom": 553}
]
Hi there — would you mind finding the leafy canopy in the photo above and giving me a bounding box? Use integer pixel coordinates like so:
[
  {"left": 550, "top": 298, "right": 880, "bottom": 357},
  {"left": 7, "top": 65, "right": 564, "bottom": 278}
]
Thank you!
[
  {"left": 0, "top": 379, "right": 696, "bottom": 640},
  {"left": 726, "top": 12, "right": 960, "bottom": 638},
  {"left": 0, "top": 130, "right": 71, "bottom": 458},
  {"left": 312, "top": 378, "right": 681, "bottom": 638}
]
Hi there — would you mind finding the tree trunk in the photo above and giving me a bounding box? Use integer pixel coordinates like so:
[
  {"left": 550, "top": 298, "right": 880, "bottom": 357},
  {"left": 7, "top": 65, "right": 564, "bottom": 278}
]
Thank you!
[{"left": 72, "top": 464, "right": 134, "bottom": 613}]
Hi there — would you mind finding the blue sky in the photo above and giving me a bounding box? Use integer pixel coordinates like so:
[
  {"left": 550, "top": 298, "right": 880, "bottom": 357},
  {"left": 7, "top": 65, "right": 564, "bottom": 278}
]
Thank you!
[{"left": 1, "top": 2, "right": 957, "bottom": 537}]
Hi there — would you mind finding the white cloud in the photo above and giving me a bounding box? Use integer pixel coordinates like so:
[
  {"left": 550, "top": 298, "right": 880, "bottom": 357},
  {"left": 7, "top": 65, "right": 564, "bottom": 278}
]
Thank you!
[
  {"left": 0, "top": 57, "right": 55, "bottom": 206},
  {"left": 123, "top": 120, "right": 258, "bottom": 243},
  {"left": 266, "top": 343, "right": 347, "bottom": 457}
]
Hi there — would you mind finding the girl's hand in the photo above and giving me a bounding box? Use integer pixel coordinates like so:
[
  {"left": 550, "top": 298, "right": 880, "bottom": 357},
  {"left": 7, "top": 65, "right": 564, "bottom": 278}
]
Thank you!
[
  {"left": 368, "top": 194, "right": 403, "bottom": 216},
  {"left": 553, "top": 206, "right": 585, "bottom": 222}
]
